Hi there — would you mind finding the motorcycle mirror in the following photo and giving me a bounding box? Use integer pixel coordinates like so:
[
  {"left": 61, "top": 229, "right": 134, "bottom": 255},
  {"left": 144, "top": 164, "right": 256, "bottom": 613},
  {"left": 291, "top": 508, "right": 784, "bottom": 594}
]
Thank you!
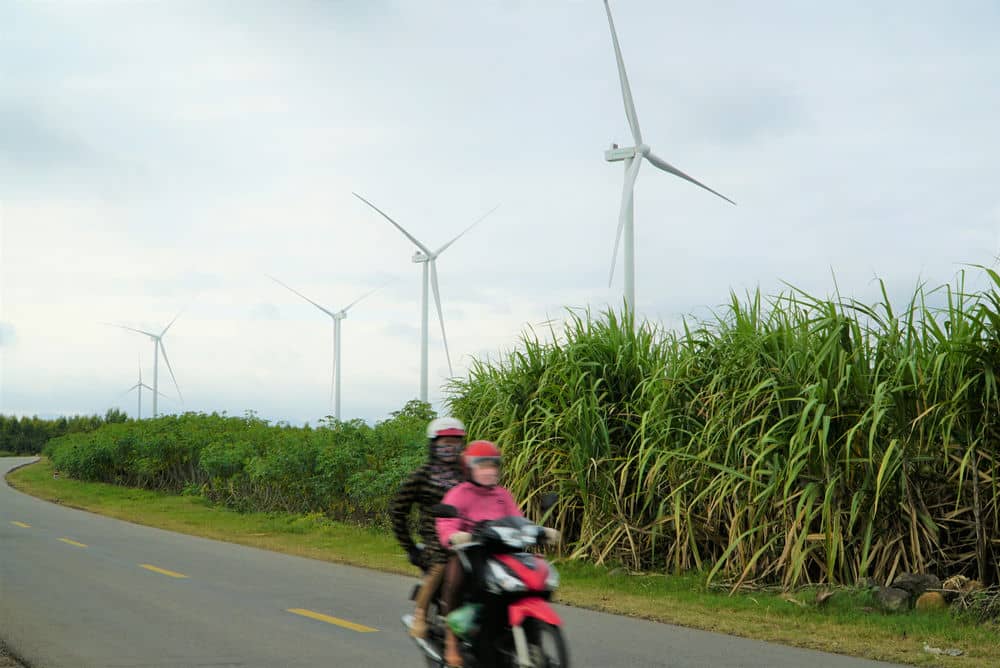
[
  {"left": 540, "top": 492, "right": 558, "bottom": 514},
  {"left": 431, "top": 503, "right": 459, "bottom": 518}
]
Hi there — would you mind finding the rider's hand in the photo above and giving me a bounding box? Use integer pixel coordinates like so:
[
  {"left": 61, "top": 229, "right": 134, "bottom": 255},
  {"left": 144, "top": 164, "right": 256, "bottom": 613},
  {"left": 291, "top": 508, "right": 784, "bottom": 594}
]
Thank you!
[
  {"left": 449, "top": 531, "right": 473, "bottom": 546},
  {"left": 541, "top": 527, "right": 561, "bottom": 545},
  {"left": 407, "top": 545, "right": 423, "bottom": 568}
]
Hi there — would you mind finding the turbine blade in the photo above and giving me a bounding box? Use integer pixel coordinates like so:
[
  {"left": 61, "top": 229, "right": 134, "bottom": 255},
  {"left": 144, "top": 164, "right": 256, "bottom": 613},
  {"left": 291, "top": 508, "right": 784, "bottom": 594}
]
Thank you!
[
  {"left": 353, "top": 192, "right": 431, "bottom": 254},
  {"left": 117, "top": 384, "right": 140, "bottom": 400},
  {"left": 104, "top": 322, "right": 157, "bottom": 338},
  {"left": 267, "top": 275, "right": 336, "bottom": 318},
  {"left": 341, "top": 280, "right": 390, "bottom": 313},
  {"left": 429, "top": 261, "right": 453, "bottom": 377},
  {"left": 609, "top": 157, "right": 643, "bottom": 286},
  {"left": 645, "top": 151, "right": 736, "bottom": 205},
  {"left": 603, "top": 0, "right": 642, "bottom": 145},
  {"left": 139, "top": 383, "right": 169, "bottom": 399},
  {"left": 433, "top": 203, "right": 501, "bottom": 257},
  {"left": 158, "top": 340, "right": 183, "bottom": 404},
  {"left": 160, "top": 310, "right": 183, "bottom": 337}
]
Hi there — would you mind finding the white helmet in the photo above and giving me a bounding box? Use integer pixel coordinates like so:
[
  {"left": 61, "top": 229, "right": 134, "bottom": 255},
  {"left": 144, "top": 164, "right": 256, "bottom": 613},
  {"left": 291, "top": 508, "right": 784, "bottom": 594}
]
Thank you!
[{"left": 426, "top": 416, "right": 466, "bottom": 440}]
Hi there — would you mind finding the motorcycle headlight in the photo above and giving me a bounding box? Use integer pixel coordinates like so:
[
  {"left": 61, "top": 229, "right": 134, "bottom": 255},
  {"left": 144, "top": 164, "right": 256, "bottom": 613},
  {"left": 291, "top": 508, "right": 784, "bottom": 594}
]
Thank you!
[{"left": 486, "top": 561, "right": 527, "bottom": 593}]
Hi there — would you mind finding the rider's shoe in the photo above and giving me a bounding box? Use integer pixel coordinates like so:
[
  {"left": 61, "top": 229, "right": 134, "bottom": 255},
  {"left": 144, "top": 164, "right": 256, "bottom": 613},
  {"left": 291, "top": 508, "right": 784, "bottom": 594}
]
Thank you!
[{"left": 408, "top": 607, "right": 427, "bottom": 639}]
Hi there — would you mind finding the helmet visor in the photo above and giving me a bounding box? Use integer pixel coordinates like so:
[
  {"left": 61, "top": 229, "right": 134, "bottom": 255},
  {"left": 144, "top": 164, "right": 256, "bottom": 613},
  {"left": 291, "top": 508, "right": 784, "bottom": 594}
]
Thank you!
[{"left": 466, "top": 455, "right": 501, "bottom": 469}]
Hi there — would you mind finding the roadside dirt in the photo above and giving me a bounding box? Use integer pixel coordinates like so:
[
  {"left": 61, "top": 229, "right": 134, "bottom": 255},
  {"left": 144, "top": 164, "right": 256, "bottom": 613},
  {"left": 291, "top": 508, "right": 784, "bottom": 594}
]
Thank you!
[{"left": 0, "top": 641, "right": 27, "bottom": 668}]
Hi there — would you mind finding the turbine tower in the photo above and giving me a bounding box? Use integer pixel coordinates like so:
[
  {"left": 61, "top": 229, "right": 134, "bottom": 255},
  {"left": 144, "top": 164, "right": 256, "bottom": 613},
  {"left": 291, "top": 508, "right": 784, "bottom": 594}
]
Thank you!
[
  {"left": 268, "top": 275, "right": 381, "bottom": 420},
  {"left": 106, "top": 313, "right": 183, "bottom": 417},
  {"left": 602, "top": 0, "right": 735, "bottom": 312},
  {"left": 353, "top": 193, "right": 499, "bottom": 402}
]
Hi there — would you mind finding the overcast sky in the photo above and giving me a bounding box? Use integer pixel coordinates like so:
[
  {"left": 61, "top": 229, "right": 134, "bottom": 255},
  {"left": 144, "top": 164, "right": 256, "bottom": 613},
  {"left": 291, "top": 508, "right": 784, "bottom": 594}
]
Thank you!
[{"left": 2, "top": 1, "right": 998, "bottom": 425}]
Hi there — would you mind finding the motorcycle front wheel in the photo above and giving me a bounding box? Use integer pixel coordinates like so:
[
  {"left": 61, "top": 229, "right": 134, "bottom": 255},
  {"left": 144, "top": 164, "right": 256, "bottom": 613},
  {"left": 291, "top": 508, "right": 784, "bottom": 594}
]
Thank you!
[{"left": 525, "top": 620, "right": 569, "bottom": 668}]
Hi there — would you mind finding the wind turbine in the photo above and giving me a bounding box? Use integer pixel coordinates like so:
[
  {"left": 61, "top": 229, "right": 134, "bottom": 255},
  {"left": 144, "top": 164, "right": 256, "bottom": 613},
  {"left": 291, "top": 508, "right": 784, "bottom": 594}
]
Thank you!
[
  {"left": 105, "top": 313, "right": 183, "bottom": 418},
  {"left": 353, "top": 193, "right": 499, "bottom": 403},
  {"left": 602, "top": 0, "right": 735, "bottom": 313},
  {"left": 118, "top": 356, "right": 166, "bottom": 419},
  {"left": 267, "top": 275, "right": 382, "bottom": 420}
]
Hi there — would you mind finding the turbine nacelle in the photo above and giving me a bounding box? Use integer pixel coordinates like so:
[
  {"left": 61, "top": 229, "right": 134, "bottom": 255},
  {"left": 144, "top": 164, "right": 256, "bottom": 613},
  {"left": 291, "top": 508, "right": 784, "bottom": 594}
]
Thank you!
[
  {"left": 605, "top": 145, "right": 635, "bottom": 162},
  {"left": 412, "top": 250, "right": 430, "bottom": 264},
  {"left": 604, "top": 143, "right": 651, "bottom": 162}
]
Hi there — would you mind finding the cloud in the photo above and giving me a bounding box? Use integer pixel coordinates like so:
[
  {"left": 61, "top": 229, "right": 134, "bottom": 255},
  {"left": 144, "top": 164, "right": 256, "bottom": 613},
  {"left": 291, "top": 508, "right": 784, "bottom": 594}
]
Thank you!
[
  {"left": 249, "top": 303, "right": 281, "bottom": 321},
  {"left": 689, "top": 86, "right": 809, "bottom": 146},
  {"left": 0, "top": 322, "right": 15, "bottom": 347},
  {"left": 0, "top": 103, "right": 93, "bottom": 169}
]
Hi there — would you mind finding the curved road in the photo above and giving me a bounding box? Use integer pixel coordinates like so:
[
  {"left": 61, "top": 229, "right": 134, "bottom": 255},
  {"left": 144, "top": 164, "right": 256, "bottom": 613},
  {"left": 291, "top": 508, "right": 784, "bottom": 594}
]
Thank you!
[{"left": 1, "top": 457, "right": 900, "bottom": 667}]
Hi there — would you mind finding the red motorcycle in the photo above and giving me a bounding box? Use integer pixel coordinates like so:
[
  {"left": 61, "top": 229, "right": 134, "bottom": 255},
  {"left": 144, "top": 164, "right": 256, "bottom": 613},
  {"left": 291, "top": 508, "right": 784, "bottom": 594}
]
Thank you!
[{"left": 403, "top": 503, "right": 569, "bottom": 668}]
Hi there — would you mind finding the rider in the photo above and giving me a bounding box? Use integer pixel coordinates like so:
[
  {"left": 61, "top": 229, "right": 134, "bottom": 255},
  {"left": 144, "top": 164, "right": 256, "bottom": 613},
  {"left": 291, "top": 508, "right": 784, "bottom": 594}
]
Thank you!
[
  {"left": 435, "top": 440, "right": 522, "bottom": 668},
  {"left": 390, "top": 416, "right": 467, "bottom": 639}
]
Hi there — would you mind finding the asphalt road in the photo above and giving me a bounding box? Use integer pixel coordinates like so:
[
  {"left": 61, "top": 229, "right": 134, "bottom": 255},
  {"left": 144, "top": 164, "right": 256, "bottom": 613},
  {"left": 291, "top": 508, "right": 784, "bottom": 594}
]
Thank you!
[{"left": 1, "top": 457, "right": 902, "bottom": 667}]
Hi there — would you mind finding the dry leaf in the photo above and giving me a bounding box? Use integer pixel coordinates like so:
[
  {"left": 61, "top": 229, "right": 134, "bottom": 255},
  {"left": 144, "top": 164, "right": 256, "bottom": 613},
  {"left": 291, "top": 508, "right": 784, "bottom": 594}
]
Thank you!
[
  {"left": 816, "top": 590, "right": 835, "bottom": 606},
  {"left": 781, "top": 594, "right": 807, "bottom": 607}
]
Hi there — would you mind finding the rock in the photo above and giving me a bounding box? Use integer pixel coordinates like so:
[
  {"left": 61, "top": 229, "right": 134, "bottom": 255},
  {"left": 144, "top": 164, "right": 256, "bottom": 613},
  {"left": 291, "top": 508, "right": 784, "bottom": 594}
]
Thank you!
[
  {"left": 891, "top": 573, "right": 941, "bottom": 599},
  {"left": 923, "top": 643, "right": 964, "bottom": 657},
  {"left": 875, "top": 586, "right": 911, "bottom": 612},
  {"left": 915, "top": 591, "right": 947, "bottom": 611}
]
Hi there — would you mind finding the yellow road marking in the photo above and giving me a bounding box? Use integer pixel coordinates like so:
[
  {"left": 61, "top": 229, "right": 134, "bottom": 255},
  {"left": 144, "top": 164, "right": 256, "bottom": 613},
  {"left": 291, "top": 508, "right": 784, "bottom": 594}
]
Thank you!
[
  {"left": 287, "top": 608, "right": 378, "bottom": 633},
  {"left": 59, "top": 537, "right": 88, "bottom": 548},
  {"left": 11, "top": 521, "right": 31, "bottom": 528},
  {"left": 140, "top": 564, "right": 188, "bottom": 579}
]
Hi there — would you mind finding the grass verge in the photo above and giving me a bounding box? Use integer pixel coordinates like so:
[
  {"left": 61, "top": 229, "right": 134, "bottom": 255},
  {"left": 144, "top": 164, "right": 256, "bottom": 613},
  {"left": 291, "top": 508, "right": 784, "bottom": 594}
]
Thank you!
[{"left": 7, "top": 458, "right": 999, "bottom": 667}]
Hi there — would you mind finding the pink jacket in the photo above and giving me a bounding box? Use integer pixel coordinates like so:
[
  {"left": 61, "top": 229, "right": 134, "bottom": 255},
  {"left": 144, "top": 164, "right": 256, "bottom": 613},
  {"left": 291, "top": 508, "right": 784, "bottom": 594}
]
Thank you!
[{"left": 436, "top": 481, "right": 522, "bottom": 546}]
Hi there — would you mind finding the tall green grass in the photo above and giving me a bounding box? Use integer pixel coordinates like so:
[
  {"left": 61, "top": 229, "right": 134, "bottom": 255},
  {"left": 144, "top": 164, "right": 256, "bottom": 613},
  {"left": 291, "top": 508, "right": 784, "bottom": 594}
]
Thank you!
[{"left": 448, "top": 270, "right": 1000, "bottom": 588}]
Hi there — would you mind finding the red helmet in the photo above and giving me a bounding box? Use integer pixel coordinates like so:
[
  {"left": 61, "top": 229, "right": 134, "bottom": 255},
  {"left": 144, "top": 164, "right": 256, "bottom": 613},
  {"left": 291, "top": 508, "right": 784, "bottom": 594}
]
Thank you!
[{"left": 463, "top": 440, "right": 501, "bottom": 469}]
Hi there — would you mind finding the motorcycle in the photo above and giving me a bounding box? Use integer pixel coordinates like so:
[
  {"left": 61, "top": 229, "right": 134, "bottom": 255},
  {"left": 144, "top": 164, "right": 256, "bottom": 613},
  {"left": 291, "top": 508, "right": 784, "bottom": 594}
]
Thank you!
[{"left": 402, "top": 499, "right": 569, "bottom": 668}]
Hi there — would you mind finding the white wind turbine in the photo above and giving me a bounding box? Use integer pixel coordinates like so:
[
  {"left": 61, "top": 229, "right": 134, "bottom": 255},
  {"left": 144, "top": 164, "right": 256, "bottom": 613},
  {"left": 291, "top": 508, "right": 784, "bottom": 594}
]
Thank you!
[
  {"left": 353, "top": 193, "right": 499, "bottom": 403},
  {"left": 602, "top": 0, "right": 735, "bottom": 312},
  {"left": 267, "top": 275, "right": 382, "bottom": 420},
  {"left": 118, "top": 355, "right": 166, "bottom": 419},
  {"left": 105, "top": 313, "right": 183, "bottom": 418}
]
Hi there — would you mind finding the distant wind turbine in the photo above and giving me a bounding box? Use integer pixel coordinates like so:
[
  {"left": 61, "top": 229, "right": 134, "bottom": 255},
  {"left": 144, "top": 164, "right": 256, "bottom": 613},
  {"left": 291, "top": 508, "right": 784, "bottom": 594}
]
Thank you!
[
  {"left": 105, "top": 313, "right": 183, "bottom": 418},
  {"left": 353, "top": 192, "right": 499, "bottom": 402},
  {"left": 602, "top": 0, "right": 735, "bottom": 312},
  {"left": 117, "top": 355, "right": 166, "bottom": 419},
  {"left": 267, "top": 275, "right": 383, "bottom": 420}
]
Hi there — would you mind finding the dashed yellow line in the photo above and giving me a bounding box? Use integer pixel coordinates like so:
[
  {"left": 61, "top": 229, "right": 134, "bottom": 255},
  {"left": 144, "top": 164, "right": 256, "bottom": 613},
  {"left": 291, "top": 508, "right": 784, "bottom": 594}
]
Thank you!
[
  {"left": 140, "top": 564, "right": 188, "bottom": 579},
  {"left": 59, "top": 537, "right": 88, "bottom": 548},
  {"left": 11, "top": 521, "right": 31, "bottom": 528},
  {"left": 287, "top": 608, "right": 378, "bottom": 633}
]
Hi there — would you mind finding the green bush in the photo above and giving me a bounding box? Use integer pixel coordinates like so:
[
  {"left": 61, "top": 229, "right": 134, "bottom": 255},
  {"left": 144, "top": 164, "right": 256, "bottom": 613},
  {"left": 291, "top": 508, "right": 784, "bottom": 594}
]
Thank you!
[{"left": 46, "top": 401, "right": 433, "bottom": 525}]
